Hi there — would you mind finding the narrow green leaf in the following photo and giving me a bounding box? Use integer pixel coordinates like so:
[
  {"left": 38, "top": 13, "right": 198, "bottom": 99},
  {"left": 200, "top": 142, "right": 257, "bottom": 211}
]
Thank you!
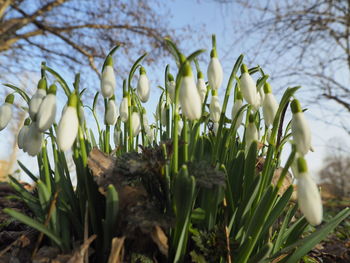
[
  {"left": 3, "top": 84, "right": 30, "bottom": 103},
  {"left": 42, "top": 65, "right": 71, "bottom": 96},
  {"left": 18, "top": 160, "right": 38, "bottom": 182}
]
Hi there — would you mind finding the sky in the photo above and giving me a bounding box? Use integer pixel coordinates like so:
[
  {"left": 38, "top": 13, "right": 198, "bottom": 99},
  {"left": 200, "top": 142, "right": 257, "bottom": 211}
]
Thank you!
[{"left": 1, "top": 0, "right": 349, "bottom": 182}]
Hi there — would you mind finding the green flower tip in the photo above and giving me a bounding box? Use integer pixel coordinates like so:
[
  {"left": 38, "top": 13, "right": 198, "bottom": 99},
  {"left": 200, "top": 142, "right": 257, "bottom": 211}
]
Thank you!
[
  {"left": 167, "top": 73, "right": 174, "bottom": 81},
  {"left": 263, "top": 82, "right": 272, "bottom": 94},
  {"left": 211, "top": 89, "right": 218, "bottom": 96},
  {"left": 139, "top": 66, "right": 146, "bottom": 75},
  {"left": 48, "top": 84, "right": 57, "bottom": 95},
  {"left": 24, "top": 118, "right": 31, "bottom": 126},
  {"left": 182, "top": 62, "right": 193, "bottom": 77},
  {"left": 68, "top": 92, "right": 78, "bottom": 108},
  {"left": 297, "top": 157, "right": 308, "bottom": 173},
  {"left": 291, "top": 99, "right": 302, "bottom": 114},
  {"left": 210, "top": 48, "right": 217, "bottom": 58},
  {"left": 142, "top": 108, "right": 146, "bottom": 114},
  {"left": 179, "top": 54, "right": 186, "bottom": 64},
  {"left": 197, "top": 71, "right": 204, "bottom": 79},
  {"left": 5, "top": 94, "right": 14, "bottom": 104},
  {"left": 248, "top": 113, "right": 255, "bottom": 123},
  {"left": 38, "top": 77, "right": 47, "bottom": 91},
  {"left": 105, "top": 55, "right": 113, "bottom": 67},
  {"left": 241, "top": 64, "right": 248, "bottom": 74},
  {"left": 236, "top": 90, "right": 243, "bottom": 100},
  {"left": 109, "top": 95, "right": 115, "bottom": 101}
]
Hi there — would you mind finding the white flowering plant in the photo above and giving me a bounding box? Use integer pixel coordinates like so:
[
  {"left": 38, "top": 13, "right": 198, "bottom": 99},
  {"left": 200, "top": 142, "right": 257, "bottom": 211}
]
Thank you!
[{"left": 1, "top": 35, "right": 349, "bottom": 262}]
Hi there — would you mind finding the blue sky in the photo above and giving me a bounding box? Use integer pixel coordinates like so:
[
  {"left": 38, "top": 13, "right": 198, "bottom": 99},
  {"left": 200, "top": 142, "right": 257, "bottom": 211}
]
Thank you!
[{"left": 1, "top": 0, "right": 349, "bottom": 181}]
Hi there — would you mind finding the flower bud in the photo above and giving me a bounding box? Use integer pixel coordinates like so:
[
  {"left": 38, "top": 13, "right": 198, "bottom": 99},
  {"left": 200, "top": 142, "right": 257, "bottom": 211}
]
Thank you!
[
  {"left": 209, "top": 91, "right": 221, "bottom": 123},
  {"left": 18, "top": 118, "right": 30, "bottom": 149},
  {"left": 24, "top": 121, "right": 43, "bottom": 156},
  {"left": 29, "top": 78, "right": 47, "bottom": 119},
  {"left": 231, "top": 91, "right": 244, "bottom": 131},
  {"left": 0, "top": 94, "right": 14, "bottom": 131},
  {"left": 119, "top": 96, "right": 129, "bottom": 122},
  {"left": 57, "top": 93, "right": 79, "bottom": 151},
  {"left": 37, "top": 84, "right": 57, "bottom": 131},
  {"left": 113, "top": 128, "right": 121, "bottom": 146},
  {"left": 262, "top": 83, "right": 278, "bottom": 127},
  {"left": 137, "top": 67, "right": 150, "bottom": 103},
  {"left": 240, "top": 64, "right": 258, "bottom": 106},
  {"left": 167, "top": 73, "right": 176, "bottom": 103},
  {"left": 291, "top": 99, "right": 312, "bottom": 155},
  {"left": 101, "top": 56, "right": 116, "bottom": 98},
  {"left": 245, "top": 113, "right": 258, "bottom": 152},
  {"left": 296, "top": 157, "right": 323, "bottom": 225},
  {"left": 105, "top": 96, "right": 118, "bottom": 125},
  {"left": 180, "top": 62, "right": 202, "bottom": 120},
  {"left": 207, "top": 49, "right": 223, "bottom": 91},
  {"left": 197, "top": 71, "right": 207, "bottom": 103},
  {"left": 131, "top": 111, "right": 141, "bottom": 137}
]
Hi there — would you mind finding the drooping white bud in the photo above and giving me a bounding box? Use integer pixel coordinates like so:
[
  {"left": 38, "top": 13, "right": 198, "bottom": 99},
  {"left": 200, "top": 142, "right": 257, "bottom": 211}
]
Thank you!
[
  {"left": 197, "top": 72, "right": 207, "bottom": 103},
  {"left": 240, "top": 64, "right": 258, "bottom": 106},
  {"left": 167, "top": 73, "right": 176, "bottom": 103},
  {"left": 101, "top": 56, "right": 116, "bottom": 99},
  {"left": 57, "top": 93, "right": 79, "bottom": 151},
  {"left": 296, "top": 157, "right": 323, "bottom": 226},
  {"left": 209, "top": 91, "right": 221, "bottom": 123},
  {"left": 113, "top": 127, "right": 121, "bottom": 147},
  {"left": 231, "top": 91, "right": 244, "bottom": 131},
  {"left": 105, "top": 96, "right": 118, "bottom": 125},
  {"left": 207, "top": 49, "right": 223, "bottom": 91},
  {"left": 37, "top": 84, "right": 57, "bottom": 132},
  {"left": 131, "top": 112, "right": 141, "bottom": 137},
  {"left": 24, "top": 121, "right": 43, "bottom": 156},
  {"left": 179, "top": 63, "right": 202, "bottom": 120},
  {"left": 119, "top": 96, "right": 129, "bottom": 123},
  {"left": 137, "top": 67, "right": 150, "bottom": 103},
  {"left": 0, "top": 94, "right": 14, "bottom": 131},
  {"left": 245, "top": 114, "right": 258, "bottom": 152},
  {"left": 262, "top": 83, "right": 278, "bottom": 127},
  {"left": 291, "top": 99, "right": 312, "bottom": 155},
  {"left": 29, "top": 78, "right": 47, "bottom": 119},
  {"left": 18, "top": 118, "right": 30, "bottom": 149}
]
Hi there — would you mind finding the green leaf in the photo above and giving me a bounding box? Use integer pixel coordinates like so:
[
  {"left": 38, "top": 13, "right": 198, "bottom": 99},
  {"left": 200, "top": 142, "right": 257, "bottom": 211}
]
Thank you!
[
  {"left": 18, "top": 160, "right": 38, "bottom": 182},
  {"left": 42, "top": 65, "right": 71, "bottom": 97},
  {"left": 104, "top": 185, "right": 119, "bottom": 250},
  {"left": 128, "top": 53, "right": 148, "bottom": 89},
  {"left": 4, "top": 208, "right": 63, "bottom": 248}
]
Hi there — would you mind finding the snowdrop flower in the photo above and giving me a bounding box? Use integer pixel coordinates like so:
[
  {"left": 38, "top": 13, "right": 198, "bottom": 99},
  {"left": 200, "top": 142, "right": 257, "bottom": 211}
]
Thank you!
[
  {"left": 24, "top": 121, "right": 43, "bottom": 156},
  {"left": 105, "top": 96, "right": 118, "bottom": 125},
  {"left": 245, "top": 113, "right": 258, "bottom": 152},
  {"left": 137, "top": 67, "right": 150, "bottom": 103},
  {"left": 291, "top": 99, "right": 312, "bottom": 155},
  {"left": 18, "top": 118, "right": 30, "bottom": 149},
  {"left": 167, "top": 73, "right": 176, "bottom": 103},
  {"left": 231, "top": 91, "right": 244, "bottom": 131},
  {"left": 179, "top": 62, "right": 202, "bottom": 120},
  {"left": 131, "top": 111, "right": 141, "bottom": 137},
  {"left": 0, "top": 94, "right": 14, "bottom": 131},
  {"left": 37, "top": 84, "right": 57, "bottom": 132},
  {"left": 240, "top": 64, "right": 258, "bottom": 106},
  {"left": 119, "top": 96, "right": 129, "bottom": 122},
  {"left": 296, "top": 157, "right": 323, "bottom": 225},
  {"left": 101, "top": 56, "right": 116, "bottom": 98},
  {"left": 197, "top": 71, "right": 207, "bottom": 103},
  {"left": 209, "top": 90, "right": 221, "bottom": 123},
  {"left": 262, "top": 83, "right": 279, "bottom": 127},
  {"left": 178, "top": 118, "right": 183, "bottom": 136},
  {"left": 57, "top": 93, "right": 79, "bottom": 151},
  {"left": 213, "top": 122, "right": 219, "bottom": 135},
  {"left": 29, "top": 78, "right": 47, "bottom": 119},
  {"left": 114, "top": 126, "right": 121, "bottom": 146},
  {"left": 207, "top": 49, "right": 223, "bottom": 91},
  {"left": 145, "top": 126, "right": 154, "bottom": 142}
]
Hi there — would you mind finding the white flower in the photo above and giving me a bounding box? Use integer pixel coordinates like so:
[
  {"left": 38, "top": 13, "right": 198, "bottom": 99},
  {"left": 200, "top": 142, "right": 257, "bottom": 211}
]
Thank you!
[
  {"left": 105, "top": 98, "right": 118, "bottom": 125},
  {"left": 137, "top": 67, "right": 150, "bottom": 103},
  {"left": 207, "top": 49, "right": 223, "bottom": 91},
  {"left": 37, "top": 84, "right": 57, "bottom": 132},
  {"left": 145, "top": 126, "right": 154, "bottom": 142},
  {"left": 101, "top": 56, "right": 116, "bottom": 98},
  {"left": 179, "top": 63, "right": 202, "bottom": 120},
  {"left": 24, "top": 122, "right": 43, "bottom": 156},
  {"left": 178, "top": 118, "right": 183, "bottom": 136},
  {"left": 29, "top": 81, "right": 46, "bottom": 119},
  {"left": 231, "top": 95, "right": 244, "bottom": 131},
  {"left": 57, "top": 94, "right": 79, "bottom": 151},
  {"left": 245, "top": 114, "right": 258, "bottom": 152},
  {"left": 209, "top": 93, "right": 221, "bottom": 123},
  {"left": 131, "top": 112, "right": 141, "bottom": 137},
  {"left": 291, "top": 99, "right": 312, "bottom": 155},
  {"left": 240, "top": 64, "right": 258, "bottom": 106},
  {"left": 119, "top": 96, "right": 129, "bottom": 123},
  {"left": 0, "top": 94, "right": 14, "bottom": 131},
  {"left": 114, "top": 128, "right": 121, "bottom": 146},
  {"left": 213, "top": 122, "right": 219, "bottom": 135},
  {"left": 296, "top": 157, "right": 323, "bottom": 225},
  {"left": 18, "top": 118, "right": 30, "bottom": 149},
  {"left": 262, "top": 83, "right": 278, "bottom": 127},
  {"left": 167, "top": 74, "right": 176, "bottom": 103},
  {"left": 197, "top": 73, "right": 207, "bottom": 103}
]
